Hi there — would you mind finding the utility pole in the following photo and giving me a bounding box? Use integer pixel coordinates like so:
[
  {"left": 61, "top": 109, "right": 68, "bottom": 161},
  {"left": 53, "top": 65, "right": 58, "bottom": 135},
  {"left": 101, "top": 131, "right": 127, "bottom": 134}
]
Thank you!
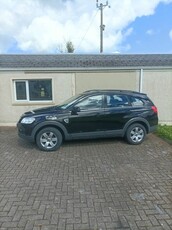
[{"left": 96, "top": 0, "right": 110, "bottom": 53}]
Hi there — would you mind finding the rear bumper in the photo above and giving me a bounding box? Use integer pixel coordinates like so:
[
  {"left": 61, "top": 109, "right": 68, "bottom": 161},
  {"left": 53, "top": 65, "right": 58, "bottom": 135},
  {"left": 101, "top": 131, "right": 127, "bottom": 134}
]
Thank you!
[{"left": 149, "top": 125, "right": 158, "bottom": 133}]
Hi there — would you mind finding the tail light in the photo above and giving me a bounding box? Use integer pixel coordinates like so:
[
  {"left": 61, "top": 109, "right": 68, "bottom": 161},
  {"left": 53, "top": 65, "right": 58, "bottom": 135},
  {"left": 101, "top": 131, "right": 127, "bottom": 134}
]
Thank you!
[{"left": 151, "top": 106, "right": 158, "bottom": 114}]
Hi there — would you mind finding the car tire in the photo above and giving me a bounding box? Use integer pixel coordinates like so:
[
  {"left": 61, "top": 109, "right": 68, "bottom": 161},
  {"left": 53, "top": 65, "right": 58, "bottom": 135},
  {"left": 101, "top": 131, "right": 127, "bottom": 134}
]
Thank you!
[
  {"left": 126, "top": 123, "right": 146, "bottom": 145},
  {"left": 36, "top": 127, "right": 62, "bottom": 151}
]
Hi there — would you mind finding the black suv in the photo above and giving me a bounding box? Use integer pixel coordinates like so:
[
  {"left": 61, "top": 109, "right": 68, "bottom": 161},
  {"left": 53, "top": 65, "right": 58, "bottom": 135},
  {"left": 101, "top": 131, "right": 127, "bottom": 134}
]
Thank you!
[{"left": 17, "top": 90, "right": 158, "bottom": 151}]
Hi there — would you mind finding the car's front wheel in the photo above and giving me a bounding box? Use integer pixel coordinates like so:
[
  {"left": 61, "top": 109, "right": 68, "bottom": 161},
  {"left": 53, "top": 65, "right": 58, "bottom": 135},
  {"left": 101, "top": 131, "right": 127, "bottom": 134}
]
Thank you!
[
  {"left": 126, "top": 123, "right": 146, "bottom": 145},
  {"left": 36, "top": 127, "right": 62, "bottom": 151}
]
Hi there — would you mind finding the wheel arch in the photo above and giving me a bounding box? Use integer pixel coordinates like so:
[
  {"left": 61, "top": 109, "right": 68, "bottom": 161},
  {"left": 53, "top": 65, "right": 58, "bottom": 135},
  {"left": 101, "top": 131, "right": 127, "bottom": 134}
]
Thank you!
[
  {"left": 123, "top": 118, "right": 150, "bottom": 135},
  {"left": 31, "top": 121, "right": 69, "bottom": 141}
]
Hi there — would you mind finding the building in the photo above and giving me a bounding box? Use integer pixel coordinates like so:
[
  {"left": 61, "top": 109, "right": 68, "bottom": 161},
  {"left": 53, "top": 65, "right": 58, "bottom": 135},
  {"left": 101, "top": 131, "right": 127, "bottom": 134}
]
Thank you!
[{"left": 0, "top": 54, "right": 172, "bottom": 126}]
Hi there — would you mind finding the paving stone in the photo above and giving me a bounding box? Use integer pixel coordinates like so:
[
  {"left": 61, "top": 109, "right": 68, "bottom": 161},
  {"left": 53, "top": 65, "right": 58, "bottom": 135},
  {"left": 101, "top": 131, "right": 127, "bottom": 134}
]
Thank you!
[{"left": 0, "top": 129, "right": 172, "bottom": 229}]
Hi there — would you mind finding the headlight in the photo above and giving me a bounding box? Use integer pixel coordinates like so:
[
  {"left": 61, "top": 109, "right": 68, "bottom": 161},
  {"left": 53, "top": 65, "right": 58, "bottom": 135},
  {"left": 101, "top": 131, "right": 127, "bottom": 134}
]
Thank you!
[{"left": 21, "top": 117, "right": 35, "bottom": 124}]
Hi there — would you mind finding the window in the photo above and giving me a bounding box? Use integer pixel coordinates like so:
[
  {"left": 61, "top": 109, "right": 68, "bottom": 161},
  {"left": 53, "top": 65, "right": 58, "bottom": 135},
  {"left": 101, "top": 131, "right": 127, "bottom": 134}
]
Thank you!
[
  {"left": 14, "top": 79, "right": 52, "bottom": 101},
  {"left": 75, "top": 95, "right": 103, "bottom": 110},
  {"left": 107, "top": 94, "right": 129, "bottom": 107},
  {"left": 16, "top": 82, "right": 27, "bottom": 100},
  {"left": 130, "top": 96, "right": 144, "bottom": 106}
]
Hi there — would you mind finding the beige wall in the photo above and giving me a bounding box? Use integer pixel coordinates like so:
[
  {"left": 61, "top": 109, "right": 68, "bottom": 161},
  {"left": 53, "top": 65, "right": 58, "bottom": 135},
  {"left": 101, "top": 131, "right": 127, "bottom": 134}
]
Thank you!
[
  {"left": 142, "top": 69, "right": 172, "bottom": 124},
  {"left": 75, "top": 71, "right": 139, "bottom": 94},
  {"left": 0, "top": 72, "right": 75, "bottom": 126},
  {"left": 0, "top": 68, "right": 172, "bottom": 126}
]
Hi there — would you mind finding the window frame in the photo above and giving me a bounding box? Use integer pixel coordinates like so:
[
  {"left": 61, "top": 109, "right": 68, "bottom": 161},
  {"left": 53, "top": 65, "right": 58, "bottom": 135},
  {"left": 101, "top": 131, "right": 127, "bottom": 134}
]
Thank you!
[{"left": 13, "top": 79, "right": 53, "bottom": 103}]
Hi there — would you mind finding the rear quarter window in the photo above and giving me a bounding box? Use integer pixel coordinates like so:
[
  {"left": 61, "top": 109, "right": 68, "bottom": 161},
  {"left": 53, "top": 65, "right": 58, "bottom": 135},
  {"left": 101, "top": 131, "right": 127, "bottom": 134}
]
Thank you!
[{"left": 129, "top": 96, "right": 144, "bottom": 106}]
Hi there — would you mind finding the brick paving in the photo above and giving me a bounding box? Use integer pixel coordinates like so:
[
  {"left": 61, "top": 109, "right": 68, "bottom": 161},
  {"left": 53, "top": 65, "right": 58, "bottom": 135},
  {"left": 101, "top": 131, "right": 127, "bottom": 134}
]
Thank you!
[{"left": 0, "top": 127, "right": 172, "bottom": 230}]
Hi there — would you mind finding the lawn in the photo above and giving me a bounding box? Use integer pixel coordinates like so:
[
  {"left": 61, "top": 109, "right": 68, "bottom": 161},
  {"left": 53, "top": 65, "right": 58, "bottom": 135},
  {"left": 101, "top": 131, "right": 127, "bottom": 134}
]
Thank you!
[{"left": 156, "top": 125, "right": 172, "bottom": 142}]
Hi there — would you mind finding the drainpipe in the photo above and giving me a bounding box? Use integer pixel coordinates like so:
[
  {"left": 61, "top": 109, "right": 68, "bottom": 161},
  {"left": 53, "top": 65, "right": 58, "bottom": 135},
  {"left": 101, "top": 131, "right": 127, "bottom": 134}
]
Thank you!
[
  {"left": 72, "top": 73, "right": 76, "bottom": 96},
  {"left": 139, "top": 69, "right": 143, "bottom": 93}
]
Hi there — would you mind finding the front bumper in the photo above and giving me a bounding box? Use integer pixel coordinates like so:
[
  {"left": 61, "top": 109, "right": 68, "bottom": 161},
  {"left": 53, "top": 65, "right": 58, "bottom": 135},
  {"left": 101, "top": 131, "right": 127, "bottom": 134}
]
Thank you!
[{"left": 17, "top": 123, "right": 35, "bottom": 142}]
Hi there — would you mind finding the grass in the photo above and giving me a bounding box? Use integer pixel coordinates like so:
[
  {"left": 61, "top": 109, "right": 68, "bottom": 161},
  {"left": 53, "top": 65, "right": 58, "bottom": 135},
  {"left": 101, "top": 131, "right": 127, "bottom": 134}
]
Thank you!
[{"left": 156, "top": 125, "right": 172, "bottom": 141}]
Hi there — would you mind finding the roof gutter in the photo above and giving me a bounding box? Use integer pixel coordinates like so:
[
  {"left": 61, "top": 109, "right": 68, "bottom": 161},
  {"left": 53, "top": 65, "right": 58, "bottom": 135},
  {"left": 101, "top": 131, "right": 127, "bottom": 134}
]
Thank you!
[{"left": 0, "top": 66, "right": 172, "bottom": 73}]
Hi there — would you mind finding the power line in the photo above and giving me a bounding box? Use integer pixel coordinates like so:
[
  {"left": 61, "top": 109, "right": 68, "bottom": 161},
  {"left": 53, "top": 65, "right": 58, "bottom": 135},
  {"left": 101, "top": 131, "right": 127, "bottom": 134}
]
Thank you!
[{"left": 75, "top": 9, "right": 99, "bottom": 52}]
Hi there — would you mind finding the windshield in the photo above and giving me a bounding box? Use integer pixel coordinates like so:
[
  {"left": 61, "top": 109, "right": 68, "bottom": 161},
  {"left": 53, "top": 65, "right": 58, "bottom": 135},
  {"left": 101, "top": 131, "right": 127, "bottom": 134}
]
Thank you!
[{"left": 58, "top": 94, "right": 81, "bottom": 109}]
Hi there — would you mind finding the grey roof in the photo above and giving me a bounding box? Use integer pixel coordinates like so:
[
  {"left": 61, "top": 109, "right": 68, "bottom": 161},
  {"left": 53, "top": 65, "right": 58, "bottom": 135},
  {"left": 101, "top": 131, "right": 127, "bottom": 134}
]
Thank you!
[{"left": 0, "top": 54, "right": 172, "bottom": 70}]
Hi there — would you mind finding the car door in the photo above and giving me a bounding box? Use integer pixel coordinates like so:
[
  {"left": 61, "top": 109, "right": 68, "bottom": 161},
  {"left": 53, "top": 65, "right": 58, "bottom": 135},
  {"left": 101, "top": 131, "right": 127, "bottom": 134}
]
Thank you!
[
  {"left": 67, "top": 94, "right": 105, "bottom": 137},
  {"left": 103, "top": 93, "right": 132, "bottom": 132}
]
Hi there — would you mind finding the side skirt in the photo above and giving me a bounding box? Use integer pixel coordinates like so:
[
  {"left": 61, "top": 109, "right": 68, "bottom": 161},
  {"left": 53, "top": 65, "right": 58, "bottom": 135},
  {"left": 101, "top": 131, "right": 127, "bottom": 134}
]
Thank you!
[{"left": 66, "top": 130, "right": 124, "bottom": 140}]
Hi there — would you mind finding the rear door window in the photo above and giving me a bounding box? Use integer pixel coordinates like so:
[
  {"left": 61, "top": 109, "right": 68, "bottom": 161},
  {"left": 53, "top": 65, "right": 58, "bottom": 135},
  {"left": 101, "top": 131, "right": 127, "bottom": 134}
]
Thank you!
[{"left": 106, "top": 94, "right": 129, "bottom": 107}]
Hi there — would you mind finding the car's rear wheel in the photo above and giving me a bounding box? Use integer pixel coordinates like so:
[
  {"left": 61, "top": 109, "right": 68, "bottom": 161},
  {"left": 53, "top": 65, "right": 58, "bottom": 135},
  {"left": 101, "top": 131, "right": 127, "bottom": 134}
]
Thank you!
[
  {"left": 126, "top": 123, "right": 146, "bottom": 145},
  {"left": 36, "top": 127, "right": 62, "bottom": 151}
]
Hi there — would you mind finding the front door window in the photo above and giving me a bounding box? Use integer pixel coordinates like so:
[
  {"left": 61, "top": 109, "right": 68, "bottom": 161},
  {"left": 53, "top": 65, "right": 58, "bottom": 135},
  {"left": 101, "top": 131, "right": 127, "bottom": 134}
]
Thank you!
[{"left": 76, "top": 95, "right": 103, "bottom": 110}]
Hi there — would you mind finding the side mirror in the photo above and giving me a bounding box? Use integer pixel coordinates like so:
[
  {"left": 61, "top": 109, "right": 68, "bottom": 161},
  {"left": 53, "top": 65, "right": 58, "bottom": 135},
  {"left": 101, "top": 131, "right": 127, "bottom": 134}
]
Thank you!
[{"left": 71, "top": 106, "right": 80, "bottom": 115}]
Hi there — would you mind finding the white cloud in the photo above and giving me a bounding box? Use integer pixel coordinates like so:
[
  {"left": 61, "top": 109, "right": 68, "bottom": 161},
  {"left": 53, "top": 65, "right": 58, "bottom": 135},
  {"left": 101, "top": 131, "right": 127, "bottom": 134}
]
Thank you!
[
  {"left": 0, "top": 0, "right": 172, "bottom": 53},
  {"left": 17, "top": 16, "right": 65, "bottom": 52}
]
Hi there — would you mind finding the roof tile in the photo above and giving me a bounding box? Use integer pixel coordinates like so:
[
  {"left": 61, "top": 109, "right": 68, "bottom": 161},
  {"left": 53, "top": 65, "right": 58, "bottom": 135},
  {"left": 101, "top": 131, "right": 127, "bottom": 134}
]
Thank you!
[{"left": 0, "top": 54, "right": 172, "bottom": 69}]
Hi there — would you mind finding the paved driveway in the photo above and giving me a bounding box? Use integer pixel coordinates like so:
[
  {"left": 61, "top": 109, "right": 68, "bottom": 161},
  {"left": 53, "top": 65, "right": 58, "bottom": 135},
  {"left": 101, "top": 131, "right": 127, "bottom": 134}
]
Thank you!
[{"left": 0, "top": 128, "right": 172, "bottom": 230}]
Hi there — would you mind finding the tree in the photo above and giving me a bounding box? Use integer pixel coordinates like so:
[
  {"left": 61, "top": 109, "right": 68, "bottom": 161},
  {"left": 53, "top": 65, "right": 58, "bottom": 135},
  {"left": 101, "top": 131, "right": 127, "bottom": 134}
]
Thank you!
[
  {"left": 66, "top": 41, "right": 74, "bottom": 53},
  {"left": 57, "top": 40, "right": 75, "bottom": 53}
]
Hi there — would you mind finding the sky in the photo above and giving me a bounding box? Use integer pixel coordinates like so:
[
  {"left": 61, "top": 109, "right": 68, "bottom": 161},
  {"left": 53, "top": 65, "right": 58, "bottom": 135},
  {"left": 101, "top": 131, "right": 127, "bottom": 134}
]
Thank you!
[{"left": 0, "top": 0, "right": 172, "bottom": 54}]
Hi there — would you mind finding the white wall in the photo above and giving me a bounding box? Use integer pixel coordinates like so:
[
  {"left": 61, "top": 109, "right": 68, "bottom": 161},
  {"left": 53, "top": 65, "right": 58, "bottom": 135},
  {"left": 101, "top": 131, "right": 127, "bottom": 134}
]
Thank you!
[
  {"left": 0, "top": 68, "right": 172, "bottom": 126},
  {"left": 143, "top": 69, "right": 172, "bottom": 124},
  {"left": 0, "top": 71, "right": 75, "bottom": 126}
]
